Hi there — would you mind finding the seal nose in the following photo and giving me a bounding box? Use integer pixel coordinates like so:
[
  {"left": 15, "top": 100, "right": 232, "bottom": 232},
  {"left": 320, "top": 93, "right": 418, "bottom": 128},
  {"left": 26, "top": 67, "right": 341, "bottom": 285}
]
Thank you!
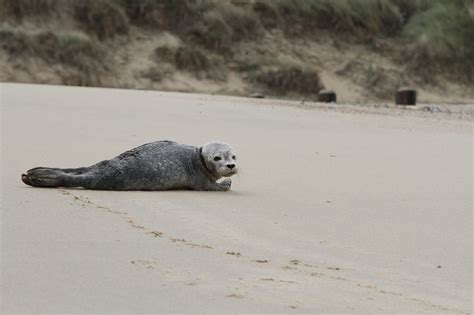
[{"left": 227, "top": 164, "right": 235, "bottom": 170}]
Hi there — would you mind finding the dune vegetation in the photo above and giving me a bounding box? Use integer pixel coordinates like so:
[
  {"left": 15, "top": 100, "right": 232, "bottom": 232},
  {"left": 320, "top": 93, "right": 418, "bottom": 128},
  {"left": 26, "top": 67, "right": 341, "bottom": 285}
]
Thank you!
[{"left": 0, "top": 0, "right": 472, "bottom": 102}]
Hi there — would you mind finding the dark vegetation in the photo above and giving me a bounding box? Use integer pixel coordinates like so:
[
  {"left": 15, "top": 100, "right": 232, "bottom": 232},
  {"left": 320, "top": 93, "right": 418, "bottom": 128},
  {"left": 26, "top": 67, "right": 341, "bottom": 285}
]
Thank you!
[
  {"left": 154, "top": 44, "right": 225, "bottom": 80},
  {"left": 250, "top": 64, "right": 324, "bottom": 96},
  {"left": 0, "top": 0, "right": 58, "bottom": 20},
  {"left": 0, "top": 26, "right": 107, "bottom": 85},
  {"left": 74, "top": 0, "right": 130, "bottom": 39},
  {"left": 0, "top": 0, "right": 472, "bottom": 95},
  {"left": 402, "top": 1, "right": 474, "bottom": 82}
]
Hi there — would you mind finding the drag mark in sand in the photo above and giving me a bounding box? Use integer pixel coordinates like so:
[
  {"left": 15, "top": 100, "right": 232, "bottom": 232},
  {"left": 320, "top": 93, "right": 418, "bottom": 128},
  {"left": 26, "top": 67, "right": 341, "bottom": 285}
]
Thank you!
[
  {"left": 130, "top": 258, "right": 206, "bottom": 287},
  {"left": 57, "top": 189, "right": 464, "bottom": 314},
  {"left": 280, "top": 259, "right": 465, "bottom": 314},
  {"left": 59, "top": 189, "right": 268, "bottom": 262},
  {"left": 146, "top": 231, "right": 163, "bottom": 238},
  {"left": 226, "top": 251, "right": 242, "bottom": 257},
  {"left": 169, "top": 237, "right": 213, "bottom": 249},
  {"left": 58, "top": 189, "right": 214, "bottom": 250},
  {"left": 259, "top": 278, "right": 297, "bottom": 284},
  {"left": 131, "top": 259, "right": 160, "bottom": 269}
]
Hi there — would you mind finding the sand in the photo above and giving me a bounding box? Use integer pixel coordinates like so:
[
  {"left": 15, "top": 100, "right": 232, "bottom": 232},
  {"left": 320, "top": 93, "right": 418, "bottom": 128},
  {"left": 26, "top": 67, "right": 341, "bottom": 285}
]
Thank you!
[{"left": 1, "top": 83, "right": 472, "bottom": 314}]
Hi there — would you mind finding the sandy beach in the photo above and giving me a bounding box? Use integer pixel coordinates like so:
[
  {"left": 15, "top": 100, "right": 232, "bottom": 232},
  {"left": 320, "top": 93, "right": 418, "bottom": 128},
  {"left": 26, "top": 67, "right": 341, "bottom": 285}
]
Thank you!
[{"left": 1, "top": 83, "right": 472, "bottom": 313}]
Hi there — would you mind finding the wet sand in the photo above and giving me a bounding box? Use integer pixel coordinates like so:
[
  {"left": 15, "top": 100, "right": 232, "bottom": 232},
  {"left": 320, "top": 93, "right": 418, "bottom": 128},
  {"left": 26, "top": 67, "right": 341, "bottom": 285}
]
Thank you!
[{"left": 1, "top": 83, "right": 472, "bottom": 313}]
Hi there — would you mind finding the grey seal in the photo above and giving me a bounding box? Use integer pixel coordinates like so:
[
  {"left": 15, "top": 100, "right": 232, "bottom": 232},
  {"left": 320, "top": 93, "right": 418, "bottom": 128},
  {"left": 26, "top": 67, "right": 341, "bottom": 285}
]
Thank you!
[{"left": 21, "top": 141, "right": 238, "bottom": 191}]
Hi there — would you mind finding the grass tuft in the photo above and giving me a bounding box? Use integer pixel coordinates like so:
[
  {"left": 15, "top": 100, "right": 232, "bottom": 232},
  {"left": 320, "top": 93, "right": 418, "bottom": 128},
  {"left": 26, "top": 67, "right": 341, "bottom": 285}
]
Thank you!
[
  {"left": 74, "top": 0, "right": 129, "bottom": 39},
  {"left": 389, "top": 0, "right": 431, "bottom": 22},
  {"left": 116, "top": 0, "right": 208, "bottom": 29},
  {"left": 215, "top": 3, "right": 262, "bottom": 42},
  {"left": 186, "top": 2, "right": 263, "bottom": 53},
  {"left": 0, "top": 0, "right": 59, "bottom": 21},
  {"left": 141, "top": 64, "right": 174, "bottom": 82},
  {"left": 0, "top": 27, "right": 108, "bottom": 85},
  {"left": 187, "top": 11, "right": 234, "bottom": 52},
  {"left": 174, "top": 46, "right": 213, "bottom": 72},
  {"left": 273, "top": 0, "right": 404, "bottom": 37},
  {"left": 402, "top": 1, "right": 474, "bottom": 82},
  {"left": 248, "top": 61, "right": 324, "bottom": 96},
  {"left": 253, "top": 1, "right": 283, "bottom": 28},
  {"left": 154, "top": 44, "right": 226, "bottom": 80},
  {"left": 115, "top": 0, "right": 164, "bottom": 27}
]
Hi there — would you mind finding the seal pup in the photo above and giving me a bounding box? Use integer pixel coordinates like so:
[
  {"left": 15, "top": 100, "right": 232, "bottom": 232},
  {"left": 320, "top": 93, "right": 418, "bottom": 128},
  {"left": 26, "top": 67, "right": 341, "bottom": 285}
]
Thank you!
[{"left": 21, "top": 141, "right": 238, "bottom": 191}]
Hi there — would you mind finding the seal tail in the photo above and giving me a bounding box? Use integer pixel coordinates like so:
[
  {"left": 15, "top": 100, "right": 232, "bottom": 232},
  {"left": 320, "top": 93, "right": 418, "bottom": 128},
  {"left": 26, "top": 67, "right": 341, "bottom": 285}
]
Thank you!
[{"left": 21, "top": 167, "right": 88, "bottom": 188}]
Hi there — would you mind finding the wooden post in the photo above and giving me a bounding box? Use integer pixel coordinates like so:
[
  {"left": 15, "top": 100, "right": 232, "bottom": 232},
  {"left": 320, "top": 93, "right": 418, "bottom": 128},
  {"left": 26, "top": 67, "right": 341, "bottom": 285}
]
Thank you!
[
  {"left": 318, "top": 90, "right": 337, "bottom": 103},
  {"left": 395, "top": 88, "right": 417, "bottom": 105}
]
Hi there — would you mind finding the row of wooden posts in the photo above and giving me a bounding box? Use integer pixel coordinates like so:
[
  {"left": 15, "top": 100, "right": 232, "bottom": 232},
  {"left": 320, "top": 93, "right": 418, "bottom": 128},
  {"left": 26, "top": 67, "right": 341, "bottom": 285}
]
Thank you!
[{"left": 318, "top": 88, "right": 417, "bottom": 105}]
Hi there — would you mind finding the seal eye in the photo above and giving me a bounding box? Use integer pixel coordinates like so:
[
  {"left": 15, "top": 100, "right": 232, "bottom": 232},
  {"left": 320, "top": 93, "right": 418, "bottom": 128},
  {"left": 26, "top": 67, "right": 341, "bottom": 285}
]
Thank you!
[
  {"left": 213, "top": 156, "right": 221, "bottom": 161},
  {"left": 232, "top": 155, "right": 236, "bottom": 160}
]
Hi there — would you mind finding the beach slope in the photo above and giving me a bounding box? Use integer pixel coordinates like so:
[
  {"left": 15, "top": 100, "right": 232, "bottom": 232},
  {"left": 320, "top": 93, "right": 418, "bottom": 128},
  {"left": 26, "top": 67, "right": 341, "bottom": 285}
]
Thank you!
[{"left": 1, "top": 84, "right": 472, "bottom": 313}]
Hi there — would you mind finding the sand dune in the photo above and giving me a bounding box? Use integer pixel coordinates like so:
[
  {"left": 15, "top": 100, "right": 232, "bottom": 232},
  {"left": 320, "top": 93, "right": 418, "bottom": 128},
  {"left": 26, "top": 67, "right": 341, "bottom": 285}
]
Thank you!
[{"left": 1, "top": 84, "right": 472, "bottom": 313}]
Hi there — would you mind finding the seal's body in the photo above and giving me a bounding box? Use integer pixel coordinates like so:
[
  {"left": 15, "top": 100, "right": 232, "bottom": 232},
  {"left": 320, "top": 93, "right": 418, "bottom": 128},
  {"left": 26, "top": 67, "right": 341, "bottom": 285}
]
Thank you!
[{"left": 21, "top": 141, "right": 237, "bottom": 191}]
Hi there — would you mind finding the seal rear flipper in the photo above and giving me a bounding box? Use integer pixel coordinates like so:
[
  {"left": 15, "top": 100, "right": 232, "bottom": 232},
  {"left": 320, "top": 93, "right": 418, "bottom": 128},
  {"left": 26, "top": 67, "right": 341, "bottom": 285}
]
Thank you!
[
  {"left": 21, "top": 167, "right": 64, "bottom": 187},
  {"left": 21, "top": 167, "right": 85, "bottom": 188}
]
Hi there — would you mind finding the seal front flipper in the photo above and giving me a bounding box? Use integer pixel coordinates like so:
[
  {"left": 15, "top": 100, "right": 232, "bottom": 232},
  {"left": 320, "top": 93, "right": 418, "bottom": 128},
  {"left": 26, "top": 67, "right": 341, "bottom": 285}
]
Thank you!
[
  {"left": 216, "top": 178, "right": 232, "bottom": 191},
  {"left": 194, "top": 178, "right": 232, "bottom": 191}
]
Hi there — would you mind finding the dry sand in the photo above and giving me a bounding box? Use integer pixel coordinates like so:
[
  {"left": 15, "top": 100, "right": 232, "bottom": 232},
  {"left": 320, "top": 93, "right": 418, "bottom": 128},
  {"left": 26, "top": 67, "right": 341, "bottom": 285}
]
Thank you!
[{"left": 1, "top": 83, "right": 472, "bottom": 314}]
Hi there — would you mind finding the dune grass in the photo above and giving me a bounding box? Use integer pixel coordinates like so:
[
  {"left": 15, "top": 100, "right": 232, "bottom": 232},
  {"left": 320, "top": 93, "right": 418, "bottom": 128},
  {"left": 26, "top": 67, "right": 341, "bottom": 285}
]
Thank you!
[
  {"left": 247, "top": 58, "right": 325, "bottom": 96},
  {"left": 0, "top": 27, "right": 108, "bottom": 85},
  {"left": 256, "top": 65, "right": 324, "bottom": 95},
  {"left": 0, "top": 0, "right": 472, "bottom": 92},
  {"left": 170, "top": 1, "right": 263, "bottom": 53},
  {"left": 115, "top": 0, "right": 202, "bottom": 29},
  {"left": 154, "top": 44, "right": 226, "bottom": 80},
  {"left": 0, "top": 0, "right": 58, "bottom": 20},
  {"left": 263, "top": 0, "right": 403, "bottom": 37},
  {"left": 262, "top": 0, "right": 473, "bottom": 81},
  {"left": 74, "top": 0, "right": 130, "bottom": 39},
  {"left": 402, "top": 0, "right": 474, "bottom": 82},
  {"left": 116, "top": 0, "right": 262, "bottom": 52}
]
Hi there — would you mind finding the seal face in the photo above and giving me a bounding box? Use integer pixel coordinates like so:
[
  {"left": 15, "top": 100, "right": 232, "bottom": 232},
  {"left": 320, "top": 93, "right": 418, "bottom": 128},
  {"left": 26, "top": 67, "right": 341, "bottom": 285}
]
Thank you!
[
  {"left": 200, "top": 141, "right": 238, "bottom": 179},
  {"left": 21, "top": 141, "right": 238, "bottom": 191}
]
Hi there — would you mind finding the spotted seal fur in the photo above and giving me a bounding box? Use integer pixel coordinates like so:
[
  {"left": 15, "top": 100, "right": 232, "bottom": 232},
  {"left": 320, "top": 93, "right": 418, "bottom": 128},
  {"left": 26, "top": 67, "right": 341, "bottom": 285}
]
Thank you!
[{"left": 21, "top": 141, "right": 238, "bottom": 191}]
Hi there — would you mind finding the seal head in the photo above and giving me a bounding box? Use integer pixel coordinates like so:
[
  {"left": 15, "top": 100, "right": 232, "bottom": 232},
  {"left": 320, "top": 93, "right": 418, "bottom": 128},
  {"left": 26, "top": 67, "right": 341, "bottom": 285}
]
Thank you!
[{"left": 200, "top": 142, "right": 238, "bottom": 180}]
